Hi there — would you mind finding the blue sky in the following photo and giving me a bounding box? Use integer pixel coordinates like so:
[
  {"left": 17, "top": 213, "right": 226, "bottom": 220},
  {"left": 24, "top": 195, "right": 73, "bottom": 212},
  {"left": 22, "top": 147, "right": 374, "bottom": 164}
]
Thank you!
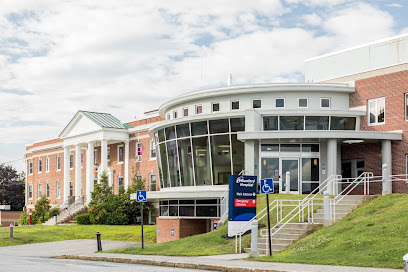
[{"left": 0, "top": 0, "right": 407, "bottom": 172}]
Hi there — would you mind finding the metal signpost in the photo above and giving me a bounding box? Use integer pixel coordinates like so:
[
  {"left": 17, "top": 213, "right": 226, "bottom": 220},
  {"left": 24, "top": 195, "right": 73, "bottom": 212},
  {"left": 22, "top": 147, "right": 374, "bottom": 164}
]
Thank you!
[
  {"left": 136, "top": 190, "right": 147, "bottom": 249},
  {"left": 260, "top": 178, "right": 274, "bottom": 256}
]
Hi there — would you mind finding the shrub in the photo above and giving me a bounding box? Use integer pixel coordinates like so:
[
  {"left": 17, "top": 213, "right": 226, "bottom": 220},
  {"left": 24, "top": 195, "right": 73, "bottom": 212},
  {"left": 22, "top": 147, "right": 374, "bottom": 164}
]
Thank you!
[
  {"left": 76, "top": 213, "right": 91, "bottom": 225},
  {"left": 48, "top": 208, "right": 60, "bottom": 218}
]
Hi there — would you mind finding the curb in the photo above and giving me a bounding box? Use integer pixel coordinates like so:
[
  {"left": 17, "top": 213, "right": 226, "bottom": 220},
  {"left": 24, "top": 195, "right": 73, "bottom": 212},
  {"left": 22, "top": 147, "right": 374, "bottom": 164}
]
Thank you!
[{"left": 55, "top": 255, "right": 295, "bottom": 272}]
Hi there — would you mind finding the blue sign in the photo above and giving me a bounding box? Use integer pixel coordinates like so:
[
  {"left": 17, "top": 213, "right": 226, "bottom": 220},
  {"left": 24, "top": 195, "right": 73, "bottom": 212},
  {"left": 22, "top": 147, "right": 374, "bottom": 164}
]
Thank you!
[
  {"left": 136, "top": 190, "right": 147, "bottom": 202},
  {"left": 260, "top": 179, "right": 274, "bottom": 194},
  {"left": 171, "top": 229, "right": 174, "bottom": 236},
  {"left": 228, "top": 175, "right": 257, "bottom": 221}
]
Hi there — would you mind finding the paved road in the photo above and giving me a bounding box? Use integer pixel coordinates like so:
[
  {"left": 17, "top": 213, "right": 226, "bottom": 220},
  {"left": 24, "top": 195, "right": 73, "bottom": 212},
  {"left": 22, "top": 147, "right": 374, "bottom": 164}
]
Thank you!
[{"left": 0, "top": 240, "right": 205, "bottom": 272}]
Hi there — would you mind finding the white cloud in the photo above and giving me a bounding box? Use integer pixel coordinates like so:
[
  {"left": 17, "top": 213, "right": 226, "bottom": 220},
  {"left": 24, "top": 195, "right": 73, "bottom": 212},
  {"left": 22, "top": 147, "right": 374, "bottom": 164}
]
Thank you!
[
  {"left": 387, "top": 3, "right": 403, "bottom": 8},
  {"left": 285, "top": 0, "right": 351, "bottom": 7},
  {"left": 302, "top": 13, "right": 322, "bottom": 26}
]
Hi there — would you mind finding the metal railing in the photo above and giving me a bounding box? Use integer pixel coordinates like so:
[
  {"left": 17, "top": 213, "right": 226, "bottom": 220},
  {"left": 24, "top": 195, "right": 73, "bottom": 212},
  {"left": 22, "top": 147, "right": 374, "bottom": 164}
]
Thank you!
[{"left": 220, "top": 189, "right": 229, "bottom": 223}]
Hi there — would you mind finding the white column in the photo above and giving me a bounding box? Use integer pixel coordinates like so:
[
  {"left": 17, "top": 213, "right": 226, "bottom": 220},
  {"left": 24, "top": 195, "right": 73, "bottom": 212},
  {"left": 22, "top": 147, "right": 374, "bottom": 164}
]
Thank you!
[
  {"left": 86, "top": 142, "right": 94, "bottom": 204},
  {"left": 327, "top": 139, "right": 337, "bottom": 195},
  {"left": 63, "top": 146, "right": 70, "bottom": 203},
  {"left": 101, "top": 140, "right": 108, "bottom": 173},
  {"left": 124, "top": 141, "right": 130, "bottom": 190},
  {"left": 75, "top": 144, "right": 82, "bottom": 198},
  {"left": 382, "top": 140, "right": 392, "bottom": 194}
]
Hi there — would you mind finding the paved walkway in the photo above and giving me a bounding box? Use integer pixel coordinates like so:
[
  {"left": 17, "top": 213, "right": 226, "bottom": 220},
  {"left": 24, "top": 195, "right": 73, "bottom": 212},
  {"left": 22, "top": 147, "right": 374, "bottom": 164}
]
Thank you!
[{"left": 0, "top": 240, "right": 403, "bottom": 272}]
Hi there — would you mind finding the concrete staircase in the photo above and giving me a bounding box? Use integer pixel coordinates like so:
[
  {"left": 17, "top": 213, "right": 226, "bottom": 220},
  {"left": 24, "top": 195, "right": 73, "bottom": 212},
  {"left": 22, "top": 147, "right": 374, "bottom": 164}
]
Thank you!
[
  {"left": 245, "top": 195, "right": 365, "bottom": 255},
  {"left": 43, "top": 203, "right": 88, "bottom": 226}
]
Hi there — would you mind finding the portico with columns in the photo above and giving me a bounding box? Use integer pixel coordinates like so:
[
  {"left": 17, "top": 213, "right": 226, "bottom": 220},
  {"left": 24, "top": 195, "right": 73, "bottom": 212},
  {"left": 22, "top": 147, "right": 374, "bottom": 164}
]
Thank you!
[{"left": 59, "top": 111, "right": 130, "bottom": 204}]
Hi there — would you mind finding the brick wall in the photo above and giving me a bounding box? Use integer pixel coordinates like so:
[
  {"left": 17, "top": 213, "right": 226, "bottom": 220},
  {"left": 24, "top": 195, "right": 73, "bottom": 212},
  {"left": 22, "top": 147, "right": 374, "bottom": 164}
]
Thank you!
[
  {"left": 156, "top": 218, "right": 208, "bottom": 243},
  {"left": 0, "top": 211, "right": 22, "bottom": 227}
]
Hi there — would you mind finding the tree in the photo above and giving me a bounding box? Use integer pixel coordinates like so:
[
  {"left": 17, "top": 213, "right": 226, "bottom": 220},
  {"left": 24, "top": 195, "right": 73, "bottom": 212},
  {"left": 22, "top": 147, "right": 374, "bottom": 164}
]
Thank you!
[
  {"left": 0, "top": 164, "right": 25, "bottom": 211},
  {"left": 33, "top": 195, "right": 51, "bottom": 223}
]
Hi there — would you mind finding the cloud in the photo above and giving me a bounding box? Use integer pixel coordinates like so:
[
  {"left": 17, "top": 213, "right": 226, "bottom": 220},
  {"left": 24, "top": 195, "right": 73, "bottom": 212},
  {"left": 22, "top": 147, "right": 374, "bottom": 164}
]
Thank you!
[
  {"left": 285, "top": 0, "right": 351, "bottom": 7},
  {"left": 386, "top": 3, "right": 403, "bottom": 8},
  {"left": 301, "top": 13, "right": 322, "bottom": 26}
]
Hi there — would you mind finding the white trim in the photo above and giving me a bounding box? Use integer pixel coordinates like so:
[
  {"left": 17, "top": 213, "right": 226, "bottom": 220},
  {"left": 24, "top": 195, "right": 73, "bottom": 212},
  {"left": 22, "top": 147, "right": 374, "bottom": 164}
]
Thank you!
[
  {"left": 149, "top": 140, "right": 157, "bottom": 160},
  {"left": 252, "top": 99, "right": 262, "bottom": 109},
  {"left": 56, "top": 180, "right": 61, "bottom": 199},
  {"left": 69, "top": 153, "right": 74, "bottom": 170},
  {"left": 28, "top": 184, "right": 33, "bottom": 200},
  {"left": 320, "top": 97, "right": 331, "bottom": 109},
  {"left": 117, "top": 145, "right": 124, "bottom": 164},
  {"left": 231, "top": 100, "right": 240, "bottom": 110},
  {"left": 275, "top": 98, "right": 285, "bottom": 108},
  {"left": 38, "top": 158, "right": 42, "bottom": 173},
  {"left": 135, "top": 142, "right": 142, "bottom": 162},
  {"left": 298, "top": 98, "right": 308, "bottom": 108},
  {"left": 28, "top": 161, "right": 33, "bottom": 175},
  {"left": 37, "top": 182, "right": 42, "bottom": 199},
  {"left": 45, "top": 157, "right": 50, "bottom": 173},
  {"left": 56, "top": 155, "right": 61, "bottom": 172}
]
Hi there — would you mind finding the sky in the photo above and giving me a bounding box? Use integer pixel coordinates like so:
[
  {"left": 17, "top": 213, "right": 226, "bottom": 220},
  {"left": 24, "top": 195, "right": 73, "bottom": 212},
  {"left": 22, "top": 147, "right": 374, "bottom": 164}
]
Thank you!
[{"left": 0, "top": 0, "right": 407, "bottom": 172}]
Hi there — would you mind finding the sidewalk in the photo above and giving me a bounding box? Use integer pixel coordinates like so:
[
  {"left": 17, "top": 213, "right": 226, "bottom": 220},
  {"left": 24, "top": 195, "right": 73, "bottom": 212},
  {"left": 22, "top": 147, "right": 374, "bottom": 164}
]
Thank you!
[{"left": 57, "top": 251, "right": 404, "bottom": 272}]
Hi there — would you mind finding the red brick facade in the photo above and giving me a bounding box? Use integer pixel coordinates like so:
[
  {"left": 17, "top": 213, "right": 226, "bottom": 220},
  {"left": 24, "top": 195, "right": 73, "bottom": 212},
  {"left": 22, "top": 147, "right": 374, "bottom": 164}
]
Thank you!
[
  {"left": 156, "top": 218, "right": 208, "bottom": 243},
  {"left": 0, "top": 211, "right": 22, "bottom": 227}
]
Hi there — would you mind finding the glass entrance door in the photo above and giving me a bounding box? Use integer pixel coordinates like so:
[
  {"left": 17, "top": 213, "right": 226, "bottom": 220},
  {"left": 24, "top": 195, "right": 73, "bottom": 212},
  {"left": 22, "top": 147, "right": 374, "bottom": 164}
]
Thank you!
[{"left": 281, "top": 158, "right": 299, "bottom": 194}]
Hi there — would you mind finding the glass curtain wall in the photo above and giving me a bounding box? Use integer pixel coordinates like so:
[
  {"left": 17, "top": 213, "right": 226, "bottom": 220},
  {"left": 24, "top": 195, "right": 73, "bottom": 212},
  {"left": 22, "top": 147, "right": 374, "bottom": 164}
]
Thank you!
[{"left": 155, "top": 117, "right": 245, "bottom": 188}]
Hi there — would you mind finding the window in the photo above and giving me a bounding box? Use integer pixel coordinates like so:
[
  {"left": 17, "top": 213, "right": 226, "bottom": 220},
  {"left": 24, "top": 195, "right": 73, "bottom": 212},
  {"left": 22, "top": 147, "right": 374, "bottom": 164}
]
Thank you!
[
  {"left": 275, "top": 98, "right": 285, "bottom": 108},
  {"left": 212, "top": 103, "right": 220, "bottom": 112},
  {"left": 173, "top": 111, "right": 177, "bottom": 119},
  {"left": 29, "top": 161, "right": 33, "bottom": 175},
  {"left": 330, "top": 117, "right": 356, "bottom": 130},
  {"left": 167, "top": 114, "right": 170, "bottom": 120},
  {"left": 231, "top": 100, "right": 239, "bottom": 110},
  {"left": 136, "top": 175, "right": 142, "bottom": 181},
  {"left": 196, "top": 105, "right": 202, "bottom": 115},
  {"left": 56, "top": 181, "right": 61, "bottom": 199},
  {"left": 280, "top": 116, "right": 304, "bottom": 130},
  {"left": 252, "top": 99, "right": 262, "bottom": 109},
  {"left": 321, "top": 98, "right": 330, "bottom": 108},
  {"left": 38, "top": 183, "right": 42, "bottom": 199},
  {"left": 149, "top": 174, "right": 157, "bottom": 191},
  {"left": 305, "top": 116, "right": 329, "bottom": 130},
  {"left": 69, "top": 154, "right": 74, "bottom": 169},
  {"left": 28, "top": 184, "right": 33, "bottom": 199},
  {"left": 45, "top": 157, "right": 49, "bottom": 172},
  {"left": 149, "top": 140, "right": 156, "bottom": 159},
  {"left": 118, "top": 145, "right": 124, "bottom": 163},
  {"left": 368, "top": 97, "right": 385, "bottom": 125},
  {"left": 264, "top": 116, "right": 278, "bottom": 131},
  {"left": 298, "top": 98, "right": 308, "bottom": 108},
  {"left": 69, "top": 181, "right": 73, "bottom": 197},
  {"left": 46, "top": 182, "right": 50, "bottom": 198},
  {"left": 136, "top": 142, "right": 142, "bottom": 161},
  {"left": 94, "top": 149, "right": 98, "bottom": 165},
  {"left": 405, "top": 94, "right": 408, "bottom": 121},
  {"left": 117, "top": 176, "right": 124, "bottom": 194},
  {"left": 107, "top": 147, "right": 110, "bottom": 161},
  {"left": 81, "top": 152, "right": 83, "bottom": 168},
  {"left": 183, "top": 108, "right": 188, "bottom": 117},
  {"left": 38, "top": 158, "right": 42, "bottom": 173},
  {"left": 57, "top": 155, "right": 61, "bottom": 171}
]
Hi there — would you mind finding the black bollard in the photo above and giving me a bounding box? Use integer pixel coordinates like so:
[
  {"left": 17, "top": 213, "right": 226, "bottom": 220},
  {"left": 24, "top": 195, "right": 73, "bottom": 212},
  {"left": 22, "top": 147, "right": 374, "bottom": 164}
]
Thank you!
[{"left": 96, "top": 232, "right": 102, "bottom": 252}]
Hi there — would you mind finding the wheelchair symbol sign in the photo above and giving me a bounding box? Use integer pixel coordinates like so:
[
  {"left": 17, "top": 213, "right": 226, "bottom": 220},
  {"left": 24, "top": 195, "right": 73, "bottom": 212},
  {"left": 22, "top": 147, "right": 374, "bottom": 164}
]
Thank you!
[
  {"left": 136, "top": 190, "right": 147, "bottom": 202},
  {"left": 260, "top": 179, "right": 274, "bottom": 194}
]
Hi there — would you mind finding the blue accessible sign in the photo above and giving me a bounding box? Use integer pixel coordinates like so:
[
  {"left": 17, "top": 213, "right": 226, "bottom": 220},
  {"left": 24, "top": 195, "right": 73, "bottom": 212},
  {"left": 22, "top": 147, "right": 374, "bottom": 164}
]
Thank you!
[
  {"left": 260, "top": 178, "right": 274, "bottom": 194},
  {"left": 228, "top": 175, "right": 257, "bottom": 221},
  {"left": 136, "top": 190, "right": 147, "bottom": 202}
]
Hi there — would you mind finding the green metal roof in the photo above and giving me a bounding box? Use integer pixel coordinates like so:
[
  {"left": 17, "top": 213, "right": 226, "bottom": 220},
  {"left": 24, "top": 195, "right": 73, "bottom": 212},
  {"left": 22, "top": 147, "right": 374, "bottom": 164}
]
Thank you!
[
  {"left": 79, "top": 111, "right": 126, "bottom": 129},
  {"left": 123, "top": 123, "right": 133, "bottom": 129}
]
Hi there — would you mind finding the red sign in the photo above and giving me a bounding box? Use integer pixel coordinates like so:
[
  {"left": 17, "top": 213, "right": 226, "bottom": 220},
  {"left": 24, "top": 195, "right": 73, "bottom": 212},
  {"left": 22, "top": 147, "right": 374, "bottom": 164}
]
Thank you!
[{"left": 234, "top": 198, "right": 257, "bottom": 207}]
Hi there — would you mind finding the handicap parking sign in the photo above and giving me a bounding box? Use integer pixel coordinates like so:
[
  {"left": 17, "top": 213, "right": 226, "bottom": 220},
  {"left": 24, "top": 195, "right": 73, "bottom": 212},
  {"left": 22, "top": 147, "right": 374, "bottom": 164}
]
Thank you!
[
  {"left": 136, "top": 190, "right": 147, "bottom": 202},
  {"left": 260, "top": 179, "right": 274, "bottom": 194},
  {"left": 171, "top": 229, "right": 174, "bottom": 236}
]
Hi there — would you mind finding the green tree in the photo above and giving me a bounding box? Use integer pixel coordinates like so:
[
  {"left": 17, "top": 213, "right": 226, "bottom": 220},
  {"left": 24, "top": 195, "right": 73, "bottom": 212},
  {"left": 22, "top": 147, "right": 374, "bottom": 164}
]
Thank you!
[
  {"left": 0, "top": 165, "right": 25, "bottom": 211},
  {"left": 33, "top": 195, "right": 51, "bottom": 223}
]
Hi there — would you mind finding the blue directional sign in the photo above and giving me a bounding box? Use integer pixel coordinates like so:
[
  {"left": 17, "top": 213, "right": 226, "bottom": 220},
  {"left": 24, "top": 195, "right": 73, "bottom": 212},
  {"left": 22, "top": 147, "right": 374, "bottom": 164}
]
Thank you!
[
  {"left": 136, "top": 190, "right": 147, "bottom": 202},
  {"left": 228, "top": 175, "right": 257, "bottom": 221},
  {"left": 260, "top": 179, "right": 274, "bottom": 194}
]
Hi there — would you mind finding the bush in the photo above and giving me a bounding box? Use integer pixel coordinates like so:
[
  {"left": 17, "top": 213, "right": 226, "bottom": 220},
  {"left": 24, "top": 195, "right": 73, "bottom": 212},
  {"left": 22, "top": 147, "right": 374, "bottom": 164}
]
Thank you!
[
  {"left": 18, "top": 212, "right": 34, "bottom": 225},
  {"left": 76, "top": 213, "right": 91, "bottom": 225},
  {"left": 48, "top": 208, "right": 60, "bottom": 218}
]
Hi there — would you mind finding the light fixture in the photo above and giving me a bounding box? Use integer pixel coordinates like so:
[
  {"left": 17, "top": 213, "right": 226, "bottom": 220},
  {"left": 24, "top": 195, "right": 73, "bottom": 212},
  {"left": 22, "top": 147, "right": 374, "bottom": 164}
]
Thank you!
[
  {"left": 218, "top": 145, "right": 230, "bottom": 148},
  {"left": 343, "top": 140, "right": 364, "bottom": 144}
]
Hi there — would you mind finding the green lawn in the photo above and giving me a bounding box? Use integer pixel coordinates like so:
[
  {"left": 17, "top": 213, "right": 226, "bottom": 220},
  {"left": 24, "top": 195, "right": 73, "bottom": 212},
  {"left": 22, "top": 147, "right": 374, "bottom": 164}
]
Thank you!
[
  {"left": 0, "top": 224, "right": 156, "bottom": 247},
  {"left": 254, "top": 194, "right": 408, "bottom": 269}
]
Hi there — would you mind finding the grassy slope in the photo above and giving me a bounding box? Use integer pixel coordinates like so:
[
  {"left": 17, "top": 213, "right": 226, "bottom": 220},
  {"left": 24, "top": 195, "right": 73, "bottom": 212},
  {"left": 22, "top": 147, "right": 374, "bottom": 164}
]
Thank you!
[
  {"left": 110, "top": 194, "right": 308, "bottom": 256},
  {"left": 0, "top": 224, "right": 156, "bottom": 247},
  {"left": 255, "top": 194, "right": 408, "bottom": 269}
]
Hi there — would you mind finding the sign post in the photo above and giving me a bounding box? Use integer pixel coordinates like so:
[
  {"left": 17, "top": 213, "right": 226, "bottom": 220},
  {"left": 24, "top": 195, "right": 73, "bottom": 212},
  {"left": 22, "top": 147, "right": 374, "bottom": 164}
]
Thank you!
[
  {"left": 260, "top": 178, "right": 274, "bottom": 256},
  {"left": 136, "top": 190, "right": 147, "bottom": 249}
]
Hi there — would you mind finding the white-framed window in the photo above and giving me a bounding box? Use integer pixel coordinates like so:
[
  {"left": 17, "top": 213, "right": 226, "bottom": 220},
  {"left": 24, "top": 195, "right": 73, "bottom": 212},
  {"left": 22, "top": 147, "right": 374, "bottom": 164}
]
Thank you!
[
  {"left": 69, "top": 181, "right": 73, "bottom": 197},
  {"left": 275, "top": 98, "right": 285, "bottom": 108},
  {"left": 56, "top": 155, "right": 61, "bottom": 171},
  {"left": 368, "top": 97, "right": 385, "bottom": 125},
  {"left": 94, "top": 149, "right": 98, "bottom": 165},
  {"left": 28, "top": 161, "right": 33, "bottom": 175},
  {"left": 46, "top": 182, "right": 50, "bottom": 198},
  {"left": 45, "top": 157, "right": 50, "bottom": 172},
  {"left": 173, "top": 111, "right": 177, "bottom": 119},
  {"left": 196, "top": 105, "right": 202, "bottom": 115},
  {"left": 117, "top": 176, "right": 124, "bottom": 194},
  {"left": 321, "top": 98, "right": 331, "bottom": 108},
  {"left": 183, "top": 108, "right": 189, "bottom": 117},
  {"left": 231, "top": 100, "right": 240, "bottom": 110},
  {"left": 252, "top": 99, "right": 262, "bottom": 109},
  {"left": 81, "top": 152, "right": 84, "bottom": 168},
  {"left": 28, "top": 184, "right": 33, "bottom": 199},
  {"left": 37, "top": 183, "right": 42, "bottom": 199},
  {"left": 118, "top": 145, "right": 124, "bottom": 164},
  {"left": 136, "top": 142, "right": 142, "bottom": 161},
  {"left": 136, "top": 175, "right": 142, "bottom": 181},
  {"left": 212, "top": 102, "right": 220, "bottom": 112},
  {"left": 405, "top": 93, "right": 408, "bottom": 121},
  {"left": 107, "top": 147, "right": 111, "bottom": 162},
  {"left": 167, "top": 113, "right": 170, "bottom": 120},
  {"left": 38, "top": 158, "right": 42, "bottom": 173},
  {"left": 56, "top": 181, "right": 61, "bottom": 199},
  {"left": 149, "top": 140, "right": 156, "bottom": 159},
  {"left": 69, "top": 154, "right": 74, "bottom": 169},
  {"left": 298, "top": 98, "right": 308, "bottom": 108},
  {"left": 149, "top": 173, "right": 157, "bottom": 191}
]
